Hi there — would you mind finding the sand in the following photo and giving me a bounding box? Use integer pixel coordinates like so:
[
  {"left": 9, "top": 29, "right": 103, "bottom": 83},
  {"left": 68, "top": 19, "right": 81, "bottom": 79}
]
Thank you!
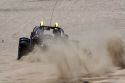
[{"left": 0, "top": 0, "right": 125, "bottom": 83}]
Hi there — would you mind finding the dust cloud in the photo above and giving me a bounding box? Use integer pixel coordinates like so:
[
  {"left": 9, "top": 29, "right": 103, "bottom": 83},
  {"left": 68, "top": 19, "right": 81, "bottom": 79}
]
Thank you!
[
  {"left": 20, "top": 36, "right": 124, "bottom": 83},
  {"left": 1, "top": 34, "right": 125, "bottom": 83},
  {"left": 107, "top": 34, "right": 125, "bottom": 68}
]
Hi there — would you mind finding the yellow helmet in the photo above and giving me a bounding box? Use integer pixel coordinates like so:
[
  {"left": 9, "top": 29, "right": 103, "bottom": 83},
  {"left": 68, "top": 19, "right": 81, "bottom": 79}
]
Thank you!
[
  {"left": 54, "top": 22, "right": 59, "bottom": 27},
  {"left": 40, "top": 21, "right": 44, "bottom": 26}
]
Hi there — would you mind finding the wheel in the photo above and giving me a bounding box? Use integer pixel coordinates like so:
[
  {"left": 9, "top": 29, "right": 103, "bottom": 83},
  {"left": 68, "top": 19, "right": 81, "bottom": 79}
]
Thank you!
[{"left": 17, "top": 37, "right": 30, "bottom": 60}]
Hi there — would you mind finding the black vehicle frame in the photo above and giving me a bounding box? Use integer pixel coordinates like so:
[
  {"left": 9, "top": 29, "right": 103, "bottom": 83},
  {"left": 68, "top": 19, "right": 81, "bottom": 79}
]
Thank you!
[{"left": 17, "top": 26, "right": 68, "bottom": 60}]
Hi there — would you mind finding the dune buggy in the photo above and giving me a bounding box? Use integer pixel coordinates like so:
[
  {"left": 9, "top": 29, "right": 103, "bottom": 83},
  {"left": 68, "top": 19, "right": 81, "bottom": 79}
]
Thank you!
[{"left": 17, "top": 24, "right": 68, "bottom": 60}]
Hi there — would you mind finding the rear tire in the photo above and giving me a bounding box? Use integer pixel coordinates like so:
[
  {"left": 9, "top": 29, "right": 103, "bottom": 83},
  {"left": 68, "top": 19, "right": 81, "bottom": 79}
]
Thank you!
[{"left": 17, "top": 37, "right": 30, "bottom": 60}]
